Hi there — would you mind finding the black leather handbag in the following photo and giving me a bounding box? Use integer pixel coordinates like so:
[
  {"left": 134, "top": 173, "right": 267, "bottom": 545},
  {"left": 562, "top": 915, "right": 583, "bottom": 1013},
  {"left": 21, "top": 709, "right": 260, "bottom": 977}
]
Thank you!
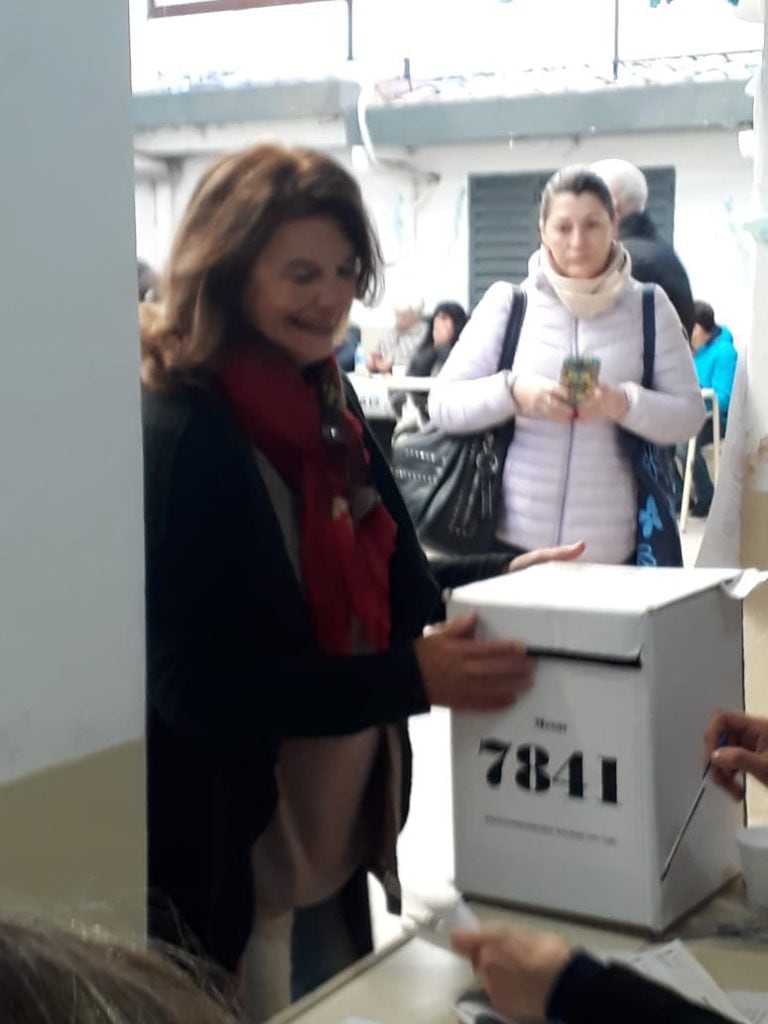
[{"left": 392, "top": 286, "right": 527, "bottom": 555}]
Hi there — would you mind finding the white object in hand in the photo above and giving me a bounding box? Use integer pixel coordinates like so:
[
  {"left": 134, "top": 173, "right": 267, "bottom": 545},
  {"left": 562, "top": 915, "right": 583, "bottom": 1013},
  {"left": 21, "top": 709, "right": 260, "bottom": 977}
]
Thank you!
[{"left": 403, "top": 884, "right": 480, "bottom": 936}]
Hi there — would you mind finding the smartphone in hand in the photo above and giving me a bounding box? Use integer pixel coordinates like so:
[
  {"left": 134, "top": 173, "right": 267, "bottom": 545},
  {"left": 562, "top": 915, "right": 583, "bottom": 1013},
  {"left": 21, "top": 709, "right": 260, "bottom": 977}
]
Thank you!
[{"left": 560, "top": 355, "right": 600, "bottom": 406}]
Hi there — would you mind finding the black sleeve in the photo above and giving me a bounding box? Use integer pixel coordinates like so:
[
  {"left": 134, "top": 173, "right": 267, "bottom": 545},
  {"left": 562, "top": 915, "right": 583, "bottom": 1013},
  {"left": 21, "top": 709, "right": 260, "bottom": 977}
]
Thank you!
[
  {"left": 427, "top": 552, "right": 512, "bottom": 591},
  {"left": 389, "top": 348, "right": 432, "bottom": 417},
  {"left": 660, "top": 260, "right": 695, "bottom": 340},
  {"left": 546, "top": 952, "right": 733, "bottom": 1024},
  {"left": 406, "top": 345, "right": 436, "bottom": 378},
  {"left": 631, "top": 248, "right": 695, "bottom": 339},
  {"left": 144, "top": 396, "right": 432, "bottom": 743}
]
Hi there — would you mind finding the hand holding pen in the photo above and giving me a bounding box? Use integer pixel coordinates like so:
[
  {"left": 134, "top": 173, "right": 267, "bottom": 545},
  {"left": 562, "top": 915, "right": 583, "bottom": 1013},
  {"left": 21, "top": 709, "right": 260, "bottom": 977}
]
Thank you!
[
  {"left": 660, "top": 728, "right": 729, "bottom": 882},
  {"left": 704, "top": 709, "right": 768, "bottom": 800}
]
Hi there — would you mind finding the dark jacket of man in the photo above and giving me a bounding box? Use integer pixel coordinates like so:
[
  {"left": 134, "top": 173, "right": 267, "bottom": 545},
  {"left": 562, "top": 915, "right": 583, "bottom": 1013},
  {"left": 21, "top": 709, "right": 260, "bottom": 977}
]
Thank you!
[{"left": 619, "top": 211, "right": 695, "bottom": 338}]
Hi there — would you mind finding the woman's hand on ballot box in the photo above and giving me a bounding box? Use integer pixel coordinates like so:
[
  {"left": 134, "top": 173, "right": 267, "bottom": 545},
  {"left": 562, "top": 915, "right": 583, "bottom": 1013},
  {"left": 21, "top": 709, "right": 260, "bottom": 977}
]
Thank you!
[
  {"left": 451, "top": 924, "right": 571, "bottom": 1021},
  {"left": 416, "top": 541, "right": 585, "bottom": 712},
  {"left": 705, "top": 709, "right": 768, "bottom": 799},
  {"left": 415, "top": 616, "right": 533, "bottom": 713}
]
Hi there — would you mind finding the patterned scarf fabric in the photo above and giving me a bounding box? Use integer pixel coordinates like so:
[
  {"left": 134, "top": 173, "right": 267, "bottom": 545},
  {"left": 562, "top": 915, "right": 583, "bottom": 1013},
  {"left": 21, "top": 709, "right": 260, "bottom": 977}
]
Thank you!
[{"left": 216, "top": 344, "right": 397, "bottom": 655}]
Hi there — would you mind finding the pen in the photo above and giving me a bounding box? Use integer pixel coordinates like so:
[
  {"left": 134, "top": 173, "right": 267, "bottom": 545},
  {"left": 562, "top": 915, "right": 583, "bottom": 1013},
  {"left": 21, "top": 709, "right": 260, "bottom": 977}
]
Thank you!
[{"left": 660, "top": 730, "right": 729, "bottom": 883}]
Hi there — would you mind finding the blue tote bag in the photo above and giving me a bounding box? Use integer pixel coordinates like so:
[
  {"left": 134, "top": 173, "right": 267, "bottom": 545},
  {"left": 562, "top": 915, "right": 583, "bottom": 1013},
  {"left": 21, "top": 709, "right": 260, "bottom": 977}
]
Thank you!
[{"left": 619, "top": 284, "right": 684, "bottom": 567}]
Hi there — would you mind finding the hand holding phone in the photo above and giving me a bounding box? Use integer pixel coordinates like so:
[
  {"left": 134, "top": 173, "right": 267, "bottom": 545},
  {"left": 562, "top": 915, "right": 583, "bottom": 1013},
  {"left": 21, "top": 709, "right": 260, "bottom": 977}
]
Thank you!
[{"left": 560, "top": 356, "right": 600, "bottom": 407}]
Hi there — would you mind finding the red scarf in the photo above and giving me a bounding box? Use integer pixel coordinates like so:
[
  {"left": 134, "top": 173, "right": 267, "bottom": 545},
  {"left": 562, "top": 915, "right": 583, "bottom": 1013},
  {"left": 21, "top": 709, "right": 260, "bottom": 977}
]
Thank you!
[{"left": 216, "top": 345, "right": 397, "bottom": 656}]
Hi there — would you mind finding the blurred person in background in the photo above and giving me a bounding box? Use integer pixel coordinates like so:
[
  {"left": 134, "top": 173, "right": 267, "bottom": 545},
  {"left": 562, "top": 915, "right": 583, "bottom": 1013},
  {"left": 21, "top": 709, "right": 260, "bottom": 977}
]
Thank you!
[
  {"left": 407, "top": 301, "right": 468, "bottom": 379},
  {"left": 366, "top": 299, "right": 425, "bottom": 374},
  {"left": 393, "top": 300, "right": 468, "bottom": 424},
  {"left": 591, "top": 158, "right": 694, "bottom": 338},
  {"left": 673, "top": 300, "right": 737, "bottom": 517}
]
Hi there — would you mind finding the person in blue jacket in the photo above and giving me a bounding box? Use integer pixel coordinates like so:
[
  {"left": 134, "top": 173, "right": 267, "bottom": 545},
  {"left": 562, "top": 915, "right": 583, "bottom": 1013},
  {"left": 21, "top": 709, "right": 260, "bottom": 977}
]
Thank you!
[{"left": 676, "top": 300, "right": 737, "bottom": 516}]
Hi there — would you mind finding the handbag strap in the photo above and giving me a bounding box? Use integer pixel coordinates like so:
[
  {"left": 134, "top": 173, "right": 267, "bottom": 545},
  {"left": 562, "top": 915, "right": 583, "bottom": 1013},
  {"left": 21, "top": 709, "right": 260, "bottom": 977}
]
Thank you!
[
  {"left": 641, "top": 283, "right": 655, "bottom": 388},
  {"left": 497, "top": 285, "right": 528, "bottom": 373}
]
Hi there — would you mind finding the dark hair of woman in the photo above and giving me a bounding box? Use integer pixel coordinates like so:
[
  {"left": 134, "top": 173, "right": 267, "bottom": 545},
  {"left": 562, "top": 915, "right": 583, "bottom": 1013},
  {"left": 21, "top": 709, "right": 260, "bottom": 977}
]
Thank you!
[
  {"left": 539, "top": 165, "right": 615, "bottom": 224},
  {"left": 421, "top": 301, "right": 468, "bottom": 351},
  {"left": 140, "top": 143, "right": 383, "bottom": 390},
  {"left": 407, "top": 300, "right": 468, "bottom": 377},
  {"left": 692, "top": 300, "right": 716, "bottom": 334}
]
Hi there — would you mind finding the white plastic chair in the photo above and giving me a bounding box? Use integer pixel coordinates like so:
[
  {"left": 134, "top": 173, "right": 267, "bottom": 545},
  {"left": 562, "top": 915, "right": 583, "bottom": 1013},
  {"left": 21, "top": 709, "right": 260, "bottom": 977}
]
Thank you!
[{"left": 679, "top": 387, "right": 720, "bottom": 533}]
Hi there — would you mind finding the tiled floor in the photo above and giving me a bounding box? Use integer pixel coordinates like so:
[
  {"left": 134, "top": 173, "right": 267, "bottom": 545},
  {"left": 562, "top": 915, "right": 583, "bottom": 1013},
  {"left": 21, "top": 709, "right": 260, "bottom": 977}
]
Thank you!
[{"left": 370, "top": 517, "right": 711, "bottom": 946}]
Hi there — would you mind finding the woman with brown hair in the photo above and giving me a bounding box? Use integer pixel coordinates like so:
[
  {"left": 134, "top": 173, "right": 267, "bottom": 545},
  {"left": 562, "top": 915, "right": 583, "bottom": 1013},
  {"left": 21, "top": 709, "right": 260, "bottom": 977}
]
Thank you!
[{"left": 141, "top": 142, "right": 534, "bottom": 1017}]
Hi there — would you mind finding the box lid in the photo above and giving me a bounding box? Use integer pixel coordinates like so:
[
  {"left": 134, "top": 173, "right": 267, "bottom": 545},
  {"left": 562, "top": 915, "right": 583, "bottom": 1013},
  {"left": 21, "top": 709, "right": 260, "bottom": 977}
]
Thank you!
[{"left": 448, "top": 564, "right": 739, "bottom": 660}]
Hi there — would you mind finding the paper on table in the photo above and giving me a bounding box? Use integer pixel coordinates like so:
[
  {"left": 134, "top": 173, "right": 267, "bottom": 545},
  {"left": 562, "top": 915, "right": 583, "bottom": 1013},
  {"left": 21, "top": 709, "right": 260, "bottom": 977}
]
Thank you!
[
  {"left": 454, "top": 988, "right": 516, "bottom": 1024},
  {"left": 728, "top": 992, "right": 768, "bottom": 1024},
  {"left": 610, "top": 940, "right": 748, "bottom": 1023}
]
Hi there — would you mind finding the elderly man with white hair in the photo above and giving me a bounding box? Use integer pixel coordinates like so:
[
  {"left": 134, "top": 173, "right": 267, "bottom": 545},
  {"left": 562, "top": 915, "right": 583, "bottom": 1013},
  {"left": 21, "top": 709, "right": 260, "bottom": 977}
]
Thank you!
[{"left": 591, "top": 158, "right": 694, "bottom": 338}]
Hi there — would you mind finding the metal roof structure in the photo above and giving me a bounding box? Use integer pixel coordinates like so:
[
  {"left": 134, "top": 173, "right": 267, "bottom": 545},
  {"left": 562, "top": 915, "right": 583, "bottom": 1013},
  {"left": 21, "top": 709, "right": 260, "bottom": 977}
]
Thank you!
[{"left": 133, "top": 48, "right": 757, "bottom": 145}]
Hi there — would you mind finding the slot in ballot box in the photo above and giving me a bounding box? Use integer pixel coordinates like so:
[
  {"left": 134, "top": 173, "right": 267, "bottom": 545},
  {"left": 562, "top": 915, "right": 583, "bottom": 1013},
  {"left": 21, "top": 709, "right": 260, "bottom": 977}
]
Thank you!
[{"left": 448, "top": 564, "right": 750, "bottom": 932}]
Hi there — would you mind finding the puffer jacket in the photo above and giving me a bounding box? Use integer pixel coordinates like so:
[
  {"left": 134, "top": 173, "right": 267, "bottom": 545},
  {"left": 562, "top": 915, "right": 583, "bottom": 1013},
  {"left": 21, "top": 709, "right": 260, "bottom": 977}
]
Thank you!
[{"left": 428, "top": 261, "right": 705, "bottom": 563}]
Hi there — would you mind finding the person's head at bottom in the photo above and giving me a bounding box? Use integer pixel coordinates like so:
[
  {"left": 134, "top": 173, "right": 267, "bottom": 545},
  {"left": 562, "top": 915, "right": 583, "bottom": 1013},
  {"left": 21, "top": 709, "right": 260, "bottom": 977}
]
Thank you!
[{"left": 0, "top": 915, "right": 236, "bottom": 1024}]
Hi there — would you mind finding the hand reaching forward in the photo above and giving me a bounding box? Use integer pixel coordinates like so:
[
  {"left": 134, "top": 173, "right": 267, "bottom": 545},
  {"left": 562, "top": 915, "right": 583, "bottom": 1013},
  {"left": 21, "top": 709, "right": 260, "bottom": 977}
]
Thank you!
[
  {"left": 510, "top": 374, "right": 573, "bottom": 422},
  {"left": 704, "top": 709, "right": 768, "bottom": 800},
  {"left": 507, "top": 540, "right": 586, "bottom": 573},
  {"left": 451, "top": 925, "right": 572, "bottom": 1022},
  {"left": 415, "top": 614, "right": 533, "bottom": 713}
]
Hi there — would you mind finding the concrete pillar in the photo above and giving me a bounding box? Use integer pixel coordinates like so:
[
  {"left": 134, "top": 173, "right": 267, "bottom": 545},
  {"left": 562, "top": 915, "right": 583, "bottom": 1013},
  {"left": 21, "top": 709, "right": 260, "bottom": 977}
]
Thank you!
[
  {"left": 740, "top": 9, "right": 768, "bottom": 817},
  {"left": 0, "top": 3, "right": 145, "bottom": 928}
]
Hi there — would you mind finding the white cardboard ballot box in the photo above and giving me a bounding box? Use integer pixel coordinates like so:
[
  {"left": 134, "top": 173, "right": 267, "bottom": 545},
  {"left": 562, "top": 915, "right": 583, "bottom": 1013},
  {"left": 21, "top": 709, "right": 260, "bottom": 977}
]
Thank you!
[{"left": 448, "top": 564, "right": 748, "bottom": 932}]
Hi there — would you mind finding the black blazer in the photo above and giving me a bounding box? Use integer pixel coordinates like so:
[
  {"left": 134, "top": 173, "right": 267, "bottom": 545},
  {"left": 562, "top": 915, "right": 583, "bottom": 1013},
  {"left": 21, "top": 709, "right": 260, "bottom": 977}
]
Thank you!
[{"left": 142, "top": 379, "right": 440, "bottom": 971}]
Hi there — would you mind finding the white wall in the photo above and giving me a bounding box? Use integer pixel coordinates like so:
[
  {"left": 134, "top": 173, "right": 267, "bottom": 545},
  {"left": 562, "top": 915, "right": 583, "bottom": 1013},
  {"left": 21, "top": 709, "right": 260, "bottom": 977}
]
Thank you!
[
  {"left": 1, "top": 2, "right": 145, "bottom": 783},
  {"left": 413, "top": 130, "right": 754, "bottom": 344},
  {"left": 134, "top": 126, "right": 754, "bottom": 341}
]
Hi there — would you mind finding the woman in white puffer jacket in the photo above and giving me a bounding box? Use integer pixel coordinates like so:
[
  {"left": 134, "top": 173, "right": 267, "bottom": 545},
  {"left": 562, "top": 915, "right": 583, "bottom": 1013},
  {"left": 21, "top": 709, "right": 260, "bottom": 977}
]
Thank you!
[{"left": 428, "top": 166, "right": 705, "bottom": 565}]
